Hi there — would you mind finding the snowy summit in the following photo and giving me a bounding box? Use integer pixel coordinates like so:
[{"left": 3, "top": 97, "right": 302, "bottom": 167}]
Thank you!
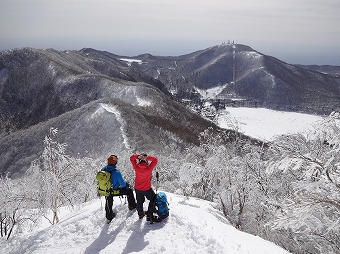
[{"left": 3, "top": 193, "right": 289, "bottom": 254}]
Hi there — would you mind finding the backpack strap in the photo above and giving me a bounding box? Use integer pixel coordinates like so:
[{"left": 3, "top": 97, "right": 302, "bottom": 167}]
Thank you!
[
  {"left": 103, "top": 165, "right": 116, "bottom": 173},
  {"left": 104, "top": 166, "right": 120, "bottom": 190}
]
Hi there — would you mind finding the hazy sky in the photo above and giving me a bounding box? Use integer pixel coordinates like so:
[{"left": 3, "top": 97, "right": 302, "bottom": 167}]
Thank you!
[{"left": 1, "top": 0, "right": 339, "bottom": 65}]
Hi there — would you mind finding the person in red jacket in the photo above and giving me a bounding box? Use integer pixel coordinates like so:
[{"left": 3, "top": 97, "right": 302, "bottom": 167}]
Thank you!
[{"left": 130, "top": 153, "right": 160, "bottom": 222}]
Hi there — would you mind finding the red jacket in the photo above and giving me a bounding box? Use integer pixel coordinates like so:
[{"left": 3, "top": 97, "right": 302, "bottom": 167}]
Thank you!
[{"left": 130, "top": 154, "right": 158, "bottom": 191}]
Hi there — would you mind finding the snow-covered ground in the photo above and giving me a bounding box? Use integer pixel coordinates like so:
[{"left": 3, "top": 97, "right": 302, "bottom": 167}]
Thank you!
[
  {"left": 2, "top": 193, "right": 289, "bottom": 254},
  {"left": 196, "top": 85, "right": 228, "bottom": 99},
  {"left": 216, "top": 107, "right": 327, "bottom": 141},
  {"left": 119, "top": 58, "right": 143, "bottom": 66}
]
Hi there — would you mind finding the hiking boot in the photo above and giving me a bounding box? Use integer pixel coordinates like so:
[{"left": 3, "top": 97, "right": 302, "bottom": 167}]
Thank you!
[
  {"left": 128, "top": 205, "right": 136, "bottom": 211},
  {"left": 138, "top": 212, "right": 146, "bottom": 219},
  {"left": 106, "top": 212, "right": 116, "bottom": 223},
  {"left": 146, "top": 215, "right": 162, "bottom": 223}
]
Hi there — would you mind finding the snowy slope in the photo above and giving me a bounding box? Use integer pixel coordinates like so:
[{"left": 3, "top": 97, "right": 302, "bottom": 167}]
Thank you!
[
  {"left": 3, "top": 193, "right": 289, "bottom": 254},
  {"left": 216, "top": 107, "right": 326, "bottom": 141}
]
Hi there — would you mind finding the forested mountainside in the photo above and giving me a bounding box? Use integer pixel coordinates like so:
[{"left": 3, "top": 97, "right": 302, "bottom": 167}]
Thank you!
[
  {"left": 0, "top": 47, "right": 250, "bottom": 176},
  {"left": 99, "top": 43, "right": 340, "bottom": 115}
]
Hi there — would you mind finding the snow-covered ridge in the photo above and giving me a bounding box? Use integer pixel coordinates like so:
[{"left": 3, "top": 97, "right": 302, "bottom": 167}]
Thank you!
[
  {"left": 99, "top": 103, "right": 130, "bottom": 149},
  {"left": 2, "top": 193, "right": 289, "bottom": 254}
]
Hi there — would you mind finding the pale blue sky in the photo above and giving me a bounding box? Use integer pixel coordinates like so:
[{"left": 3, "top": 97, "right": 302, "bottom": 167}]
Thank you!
[{"left": 1, "top": 0, "right": 339, "bottom": 65}]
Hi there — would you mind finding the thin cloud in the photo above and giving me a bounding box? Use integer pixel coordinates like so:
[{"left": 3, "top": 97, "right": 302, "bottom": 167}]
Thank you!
[{"left": 0, "top": 0, "right": 339, "bottom": 64}]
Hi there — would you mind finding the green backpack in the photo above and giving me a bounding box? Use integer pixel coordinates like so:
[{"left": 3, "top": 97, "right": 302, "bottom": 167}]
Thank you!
[{"left": 96, "top": 171, "right": 112, "bottom": 196}]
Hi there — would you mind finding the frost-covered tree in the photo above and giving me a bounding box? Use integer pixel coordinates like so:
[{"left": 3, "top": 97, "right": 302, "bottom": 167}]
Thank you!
[
  {"left": 0, "top": 175, "right": 41, "bottom": 239},
  {"left": 211, "top": 141, "right": 272, "bottom": 232},
  {"left": 0, "top": 127, "right": 98, "bottom": 238},
  {"left": 266, "top": 117, "right": 340, "bottom": 254},
  {"left": 171, "top": 118, "right": 339, "bottom": 253},
  {"left": 177, "top": 127, "right": 269, "bottom": 231},
  {"left": 28, "top": 127, "right": 98, "bottom": 224}
]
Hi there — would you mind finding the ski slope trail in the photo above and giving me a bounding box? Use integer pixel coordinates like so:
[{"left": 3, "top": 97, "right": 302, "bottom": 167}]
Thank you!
[{"left": 3, "top": 193, "right": 290, "bottom": 254}]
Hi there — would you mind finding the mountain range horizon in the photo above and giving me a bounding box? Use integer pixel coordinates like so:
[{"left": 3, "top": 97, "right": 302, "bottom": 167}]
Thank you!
[{"left": 1, "top": 42, "right": 340, "bottom": 176}]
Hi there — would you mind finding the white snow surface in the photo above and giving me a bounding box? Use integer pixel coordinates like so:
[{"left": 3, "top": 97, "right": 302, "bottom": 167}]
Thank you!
[
  {"left": 196, "top": 85, "right": 228, "bottom": 99},
  {"left": 3, "top": 193, "right": 289, "bottom": 254},
  {"left": 119, "top": 58, "right": 143, "bottom": 66},
  {"left": 136, "top": 97, "right": 152, "bottom": 107},
  {"left": 216, "top": 107, "right": 326, "bottom": 141},
  {"left": 100, "top": 103, "right": 130, "bottom": 149}
]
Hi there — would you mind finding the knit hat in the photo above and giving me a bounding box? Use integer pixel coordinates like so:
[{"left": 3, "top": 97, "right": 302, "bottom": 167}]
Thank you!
[{"left": 107, "top": 155, "right": 118, "bottom": 165}]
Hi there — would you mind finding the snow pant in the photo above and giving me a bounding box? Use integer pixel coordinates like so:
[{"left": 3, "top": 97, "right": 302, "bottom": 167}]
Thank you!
[
  {"left": 135, "top": 188, "right": 156, "bottom": 217},
  {"left": 105, "top": 187, "right": 136, "bottom": 220}
]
